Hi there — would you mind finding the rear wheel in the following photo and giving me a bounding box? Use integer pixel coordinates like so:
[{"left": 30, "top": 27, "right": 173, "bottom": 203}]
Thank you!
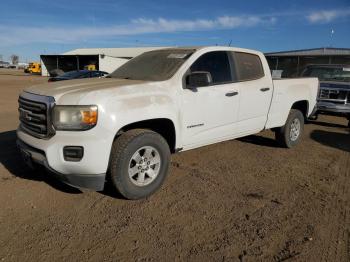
[
  {"left": 275, "top": 109, "right": 304, "bottom": 148},
  {"left": 109, "top": 129, "right": 170, "bottom": 200}
]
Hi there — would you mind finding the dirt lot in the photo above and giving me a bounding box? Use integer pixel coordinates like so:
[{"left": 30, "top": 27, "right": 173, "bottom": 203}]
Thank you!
[{"left": 0, "top": 69, "right": 349, "bottom": 261}]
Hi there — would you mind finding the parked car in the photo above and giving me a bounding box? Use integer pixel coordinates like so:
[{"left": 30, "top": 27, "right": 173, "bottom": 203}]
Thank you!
[
  {"left": 17, "top": 46, "right": 319, "bottom": 199},
  {"left": 49, "top": 69, "right": 64, "bottom": 77},
  {"left": 0, "top": 62, "right": 12, "bottom": 68},
  {"left": 48, "top": 70, "right": 109, "bottom": 82},
  {"left": 302, "top": 64, "right": 350, "bottom": 127}
]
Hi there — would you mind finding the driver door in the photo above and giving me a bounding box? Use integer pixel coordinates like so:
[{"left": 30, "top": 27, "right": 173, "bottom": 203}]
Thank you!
[{"left": 181, "top": 51, "right": 240, "bottom": 148}]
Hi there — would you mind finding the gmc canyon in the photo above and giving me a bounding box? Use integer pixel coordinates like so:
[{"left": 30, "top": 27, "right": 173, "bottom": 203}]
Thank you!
[{"left": 17, "top": 46, "right": 319, "bottom": 199}]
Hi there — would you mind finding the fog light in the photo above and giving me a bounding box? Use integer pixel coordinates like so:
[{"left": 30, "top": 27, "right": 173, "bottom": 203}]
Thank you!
[{"left": 63, "top": 146, "right": 84, "bottom": 162}]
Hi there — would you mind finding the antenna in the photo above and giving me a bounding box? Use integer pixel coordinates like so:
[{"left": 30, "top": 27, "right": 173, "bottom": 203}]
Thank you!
[{"left": 330, "top": 29, "right": 334, "bottom": 47}]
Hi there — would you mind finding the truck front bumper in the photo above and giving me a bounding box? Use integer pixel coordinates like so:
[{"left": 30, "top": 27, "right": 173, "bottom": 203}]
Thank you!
[
  {"left": 17, "top": 139, "right": 106, "bottom": 190},
  {"left": 316, "top": 101, "right": 350, "bottom": 115}
]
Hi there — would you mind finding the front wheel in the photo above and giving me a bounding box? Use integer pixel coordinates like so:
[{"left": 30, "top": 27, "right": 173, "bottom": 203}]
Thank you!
[
  {"left": 109, "top": 129, "right": 170, "bottom": 200},
  {"left": 275, "top": 109, "right": 304, "bottom": 148}
]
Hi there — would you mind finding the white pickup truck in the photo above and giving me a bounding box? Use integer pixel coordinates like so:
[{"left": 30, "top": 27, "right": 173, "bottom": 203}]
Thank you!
[{"left": 17, "top": 46, "right": 319, "bottom": 199}]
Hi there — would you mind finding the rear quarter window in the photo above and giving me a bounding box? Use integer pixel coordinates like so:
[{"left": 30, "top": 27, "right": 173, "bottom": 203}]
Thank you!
[{"left": 234, "top": 52, "right": 264, "bottom": 81}]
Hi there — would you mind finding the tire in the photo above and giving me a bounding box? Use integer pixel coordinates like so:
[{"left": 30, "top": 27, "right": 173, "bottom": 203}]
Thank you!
[
  {"left": 109, "top": 129, "right": 171, "bottom": 200},
  {"left": 275, "top": 109, "right": 304, "bottom": 148}
]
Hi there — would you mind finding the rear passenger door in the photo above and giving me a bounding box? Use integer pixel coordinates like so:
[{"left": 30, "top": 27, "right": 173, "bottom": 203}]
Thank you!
[{"left": 230, "top": 52, "right": 273, "bottom": 135}]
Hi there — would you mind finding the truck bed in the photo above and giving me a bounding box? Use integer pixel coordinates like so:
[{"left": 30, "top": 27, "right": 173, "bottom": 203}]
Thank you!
[{"left": 265, "top": 77, "right": 319, "bottom": 129}]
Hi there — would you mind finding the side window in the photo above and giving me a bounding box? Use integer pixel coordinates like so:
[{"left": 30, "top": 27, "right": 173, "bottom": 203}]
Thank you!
[
  {"left": 90, "top": 71, "right": 100, "bottom": 77},
  {"left": 79, "top": 73, "right": 90, "bottom": 78},
  {"left": 189, "top": 51, "right": 232, "bottom": 85},
  {"left": 234, "top": 52, "right": 264, "bottom": 81}
]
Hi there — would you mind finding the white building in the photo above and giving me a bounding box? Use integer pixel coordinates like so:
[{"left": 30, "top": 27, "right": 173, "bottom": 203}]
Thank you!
[{"left": 40, "top": 47, "right": 169, "bottom": 76}]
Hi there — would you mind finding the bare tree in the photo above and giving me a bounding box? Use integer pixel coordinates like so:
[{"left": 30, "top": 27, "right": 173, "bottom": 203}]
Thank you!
[{"left": 10, "top": 54, "right": 19, "bottom": 65}]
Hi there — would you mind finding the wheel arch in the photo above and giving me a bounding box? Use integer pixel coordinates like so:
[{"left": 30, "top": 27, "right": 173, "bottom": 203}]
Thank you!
[
  {"left": 115, "top": 118, "right": 177, "bottom": 153},
  {"left": 291, "top": 100, "right": 309, "bottom": 118}
]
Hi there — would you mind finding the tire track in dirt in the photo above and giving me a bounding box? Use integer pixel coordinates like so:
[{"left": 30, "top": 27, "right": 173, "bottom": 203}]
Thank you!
[
  {"left": 321, "top": 150, "right": 350, "bottom": 262},
  {"left": 347, "top": 229, "right": 350, "bottom": 262}
]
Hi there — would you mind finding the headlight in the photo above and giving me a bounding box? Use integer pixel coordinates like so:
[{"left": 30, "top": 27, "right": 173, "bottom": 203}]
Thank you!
[{"left": 53, "top": 105, "right": 98, "bottom": 131}]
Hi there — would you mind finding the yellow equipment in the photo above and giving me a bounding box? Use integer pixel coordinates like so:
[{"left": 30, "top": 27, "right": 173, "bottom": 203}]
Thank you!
[
  {"left": 26, "top": 62, "right": 41, "bottom": 74},
  {"left": 84, "top": 64, "right": 96, "bottom": 71}
]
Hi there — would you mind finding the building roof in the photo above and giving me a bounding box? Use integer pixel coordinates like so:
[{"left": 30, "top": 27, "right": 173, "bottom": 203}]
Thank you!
[
  {"left": 265, "top": 47, "right": 350, "bottom": 57},
  {"left": 63, "top": 47, "right": 171, "bottom": 58}
]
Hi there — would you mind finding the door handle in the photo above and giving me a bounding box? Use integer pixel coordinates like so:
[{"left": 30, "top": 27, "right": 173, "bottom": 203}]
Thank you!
[
  {"left": 225, "top": 91, "right": 239, "bottom": 97},
  {"left": 260, "top": 87, "right": 270, "bottom": 92}
]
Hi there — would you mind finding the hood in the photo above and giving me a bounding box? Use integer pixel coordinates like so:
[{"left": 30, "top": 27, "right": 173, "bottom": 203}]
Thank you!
[
  {"left": 320, "top": 81, "right": 350, "bottom": 90},
  {"left": 24, "top": 77, "right": 147, "bottom": 102}
]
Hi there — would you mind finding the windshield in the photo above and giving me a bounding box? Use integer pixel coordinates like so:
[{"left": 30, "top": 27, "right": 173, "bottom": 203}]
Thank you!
[
  {"left": 303, "top": 67, "right": 350, "bottom": 82},
  {"left": 109, "top": 49, "right": 195, "bottom": 81}
]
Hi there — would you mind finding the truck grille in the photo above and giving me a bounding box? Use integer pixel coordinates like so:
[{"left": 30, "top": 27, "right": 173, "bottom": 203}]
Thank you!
[
  {"left": 319, "top": 88, "right": 349, "bottom": 104},
  {"left": 18, "top": 93, "right": 55, "bottom": 139}
]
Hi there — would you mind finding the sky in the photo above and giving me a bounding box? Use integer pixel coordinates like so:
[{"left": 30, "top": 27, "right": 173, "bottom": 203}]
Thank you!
[{"left": 0, "top": 0, "right": 349, "bottom": 62}]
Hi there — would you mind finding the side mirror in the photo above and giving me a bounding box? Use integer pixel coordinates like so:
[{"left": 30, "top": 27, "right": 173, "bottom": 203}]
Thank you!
[{"left": 187, "top": 71, "right": 212, "bottom": 89}]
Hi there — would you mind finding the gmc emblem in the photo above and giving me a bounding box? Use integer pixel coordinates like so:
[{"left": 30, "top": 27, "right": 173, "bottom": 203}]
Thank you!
[{"left": 19, "top": 108, "right": 32, "bottom": 121}]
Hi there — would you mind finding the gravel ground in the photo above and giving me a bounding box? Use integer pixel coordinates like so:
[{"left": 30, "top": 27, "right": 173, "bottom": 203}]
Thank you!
[{"left": 0, "top": 69, "right": 349, "bottom": 261}]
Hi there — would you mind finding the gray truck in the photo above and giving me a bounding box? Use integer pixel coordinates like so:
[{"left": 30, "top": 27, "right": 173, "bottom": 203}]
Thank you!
[{"left": 302, "top": 64, "right": 350, "bottom": 127}]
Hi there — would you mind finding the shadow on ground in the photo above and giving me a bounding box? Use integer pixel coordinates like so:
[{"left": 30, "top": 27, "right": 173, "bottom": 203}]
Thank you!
[
  {"left": 310, "top": 129, "right": 350, "bottom": 152},
  {"left": 309, "top": 120, "right": 348, "bottom": 129},
  {"left": 0, "top": 130, "right": 81, "bottom": 194},
  {"left": 0, "top": 130, "right": 126, "bottom": 198},
  {"left": 238, "top": 134, "right": 279, "bottom": 148}
]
